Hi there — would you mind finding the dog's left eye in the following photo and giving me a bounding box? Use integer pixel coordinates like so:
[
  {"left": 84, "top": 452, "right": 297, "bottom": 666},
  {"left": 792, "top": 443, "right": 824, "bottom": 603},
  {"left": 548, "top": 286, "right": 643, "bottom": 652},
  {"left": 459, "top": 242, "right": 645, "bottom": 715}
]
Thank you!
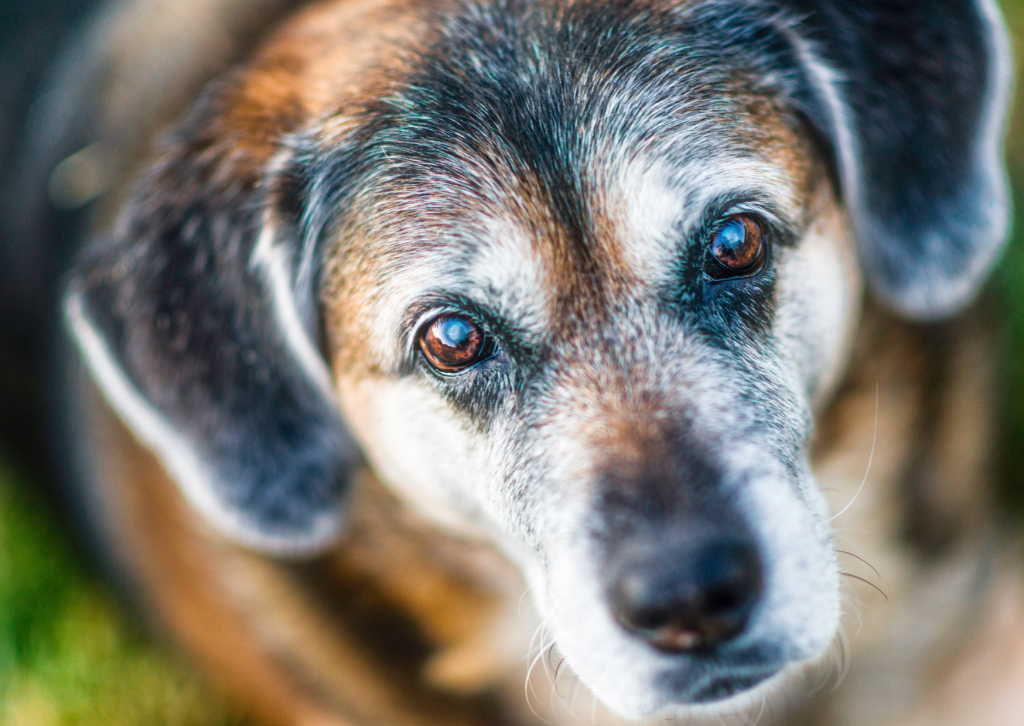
[
  {"left": 705, "top": 214, "right": 767, "bottom": 280},
  {"left": 418, "top": 314, "right": 494, "bottom": 374}
]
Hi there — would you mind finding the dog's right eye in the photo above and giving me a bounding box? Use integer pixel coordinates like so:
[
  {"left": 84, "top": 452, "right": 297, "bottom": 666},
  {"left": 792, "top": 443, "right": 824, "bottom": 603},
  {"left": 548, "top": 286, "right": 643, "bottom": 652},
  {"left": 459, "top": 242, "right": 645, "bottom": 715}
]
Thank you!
[
  {"left": 418, "top": 314, "right": 494, "bottom": 374},
  {"left": 704, "top": 214, "right": 767, "bottom": 280}
]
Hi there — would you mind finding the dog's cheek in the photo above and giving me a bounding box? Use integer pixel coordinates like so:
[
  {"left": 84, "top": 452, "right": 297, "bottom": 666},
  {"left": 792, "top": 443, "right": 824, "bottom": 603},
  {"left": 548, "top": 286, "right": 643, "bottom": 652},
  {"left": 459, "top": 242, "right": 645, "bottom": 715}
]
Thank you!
[
  {"left": 336, "top": 376, "right": 497, "bottom": 536},
  {"left": 773, "top": 201, "right": 862, "bottom": 409},
  {"left": 508, "top": 432, "right": 668, "bottom": 718}
]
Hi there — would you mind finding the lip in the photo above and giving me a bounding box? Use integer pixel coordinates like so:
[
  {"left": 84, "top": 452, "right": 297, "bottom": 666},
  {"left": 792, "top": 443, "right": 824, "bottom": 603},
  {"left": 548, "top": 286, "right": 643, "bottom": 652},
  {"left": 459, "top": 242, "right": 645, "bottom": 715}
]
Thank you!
[
  {"left": 653, "top": 648, "right": 787, "bottom": 706},
  {"left": 684, "top": 668, "right": 779, "bottom": 704}
]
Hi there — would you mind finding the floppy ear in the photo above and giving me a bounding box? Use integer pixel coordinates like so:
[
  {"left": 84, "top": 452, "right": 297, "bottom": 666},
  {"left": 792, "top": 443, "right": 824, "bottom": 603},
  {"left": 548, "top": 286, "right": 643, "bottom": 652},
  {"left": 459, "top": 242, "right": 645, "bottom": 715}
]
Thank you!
[
  {"left": 777, "top": 0, "right": 1012, "bottom": 319},
  {"left": 64, "top": 83, "right": 358, "bottom": 557}
]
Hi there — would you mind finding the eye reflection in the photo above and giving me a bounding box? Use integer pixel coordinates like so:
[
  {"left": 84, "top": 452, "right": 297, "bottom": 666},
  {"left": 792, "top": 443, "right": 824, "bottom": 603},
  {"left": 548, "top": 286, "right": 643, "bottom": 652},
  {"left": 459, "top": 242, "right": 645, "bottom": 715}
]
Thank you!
[
  {"left": 418, "top": 314, "right": 491, "bottom": 373},
  {"left": 705, "top": 215, "right": 767, "bottom": 279}
]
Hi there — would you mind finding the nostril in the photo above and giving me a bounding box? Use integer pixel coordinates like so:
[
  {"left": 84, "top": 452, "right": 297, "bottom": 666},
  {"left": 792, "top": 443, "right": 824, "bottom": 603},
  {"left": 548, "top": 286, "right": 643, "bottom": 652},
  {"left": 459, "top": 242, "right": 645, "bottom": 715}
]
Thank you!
[{"left": 608, "top": 535, "right": 763, "bottom": 654}]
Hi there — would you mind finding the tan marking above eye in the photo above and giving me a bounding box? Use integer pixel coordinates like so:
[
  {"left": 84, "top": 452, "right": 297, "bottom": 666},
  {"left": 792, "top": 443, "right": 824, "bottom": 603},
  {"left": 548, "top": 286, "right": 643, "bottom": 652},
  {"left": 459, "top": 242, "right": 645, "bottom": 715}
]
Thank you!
[
  {"left": 419, "top": 315, "right": 488, "bottom": 373},
  {"left": 707, "top": 215, "right": 767, "bottom": 278}
]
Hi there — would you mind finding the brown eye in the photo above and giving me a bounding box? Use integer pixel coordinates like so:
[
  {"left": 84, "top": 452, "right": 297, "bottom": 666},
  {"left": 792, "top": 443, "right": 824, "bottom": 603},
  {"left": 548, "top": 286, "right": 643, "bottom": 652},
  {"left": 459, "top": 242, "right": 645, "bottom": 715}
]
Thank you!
[
  {"left": 705, "top": 214, "right": 767, "bottom": 279},
  {"left": 419, "top": 314, "right": 492, "bottom": 373}
]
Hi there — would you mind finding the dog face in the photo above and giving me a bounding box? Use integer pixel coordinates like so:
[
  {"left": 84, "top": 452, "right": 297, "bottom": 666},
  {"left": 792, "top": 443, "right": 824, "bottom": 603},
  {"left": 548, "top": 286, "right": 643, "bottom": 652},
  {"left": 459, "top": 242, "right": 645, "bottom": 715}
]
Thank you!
[
  {"left": 320, "top": 7, "right": 858, "bottom": 713},
  {"left": 65, "top": 0, "right": 1011, "bottom": 719}
]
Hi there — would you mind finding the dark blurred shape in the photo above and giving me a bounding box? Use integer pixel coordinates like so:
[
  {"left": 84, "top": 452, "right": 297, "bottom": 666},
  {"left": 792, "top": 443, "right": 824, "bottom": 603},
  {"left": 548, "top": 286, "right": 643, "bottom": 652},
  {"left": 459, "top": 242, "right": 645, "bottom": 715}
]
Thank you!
[
  {"left": 0, "top": 0, "right": 105, "bottom": 485},
  {"left": 0, "top": 0, "right": 303, "bottom": 518}
]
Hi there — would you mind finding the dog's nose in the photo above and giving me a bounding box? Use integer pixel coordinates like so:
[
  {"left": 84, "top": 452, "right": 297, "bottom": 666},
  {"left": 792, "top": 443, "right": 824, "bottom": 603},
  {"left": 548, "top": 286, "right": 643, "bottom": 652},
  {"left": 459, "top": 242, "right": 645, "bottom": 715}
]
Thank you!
[{"left": 607, "top": 532, "right": 763, "bottom": 653}]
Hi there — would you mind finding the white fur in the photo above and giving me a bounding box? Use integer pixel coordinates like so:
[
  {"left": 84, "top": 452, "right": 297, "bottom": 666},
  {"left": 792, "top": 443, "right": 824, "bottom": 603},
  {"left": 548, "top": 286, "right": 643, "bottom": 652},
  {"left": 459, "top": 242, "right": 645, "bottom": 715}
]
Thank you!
[
  {"left": 772, "top": 206, "right": 862, "bottom": 408},
  {"left": 609, "top": 152, "right": 799, "bottom": 293},
  {"left": 465, "top": 215, "right": 555, "bottom": 336},
  {"left": 522, "top": 330, "right": 840, "bottom": 719},
  {"left": 338, "top": 137, "right": 857, "bottom": 720}
]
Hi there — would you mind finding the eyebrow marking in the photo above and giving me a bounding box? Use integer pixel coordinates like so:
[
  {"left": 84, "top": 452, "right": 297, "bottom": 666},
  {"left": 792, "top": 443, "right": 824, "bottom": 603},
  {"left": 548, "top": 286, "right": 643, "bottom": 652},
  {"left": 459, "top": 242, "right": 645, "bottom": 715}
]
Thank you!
[
  {"left": 608, "top": 156, "right": 688, "bottom": 287},
  {"left": 464, "top": 214, "right": 554, "bottom": 338},
  {"left": 607, "top": 151, "right": 800, "bottom": 291}
]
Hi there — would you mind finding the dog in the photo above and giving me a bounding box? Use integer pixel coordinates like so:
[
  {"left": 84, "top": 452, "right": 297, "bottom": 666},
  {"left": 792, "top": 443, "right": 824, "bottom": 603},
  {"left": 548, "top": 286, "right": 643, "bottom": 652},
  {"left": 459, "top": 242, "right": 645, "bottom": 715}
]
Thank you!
[{"left": 2, "top": 0, "right": 1018, "bottom": 723}]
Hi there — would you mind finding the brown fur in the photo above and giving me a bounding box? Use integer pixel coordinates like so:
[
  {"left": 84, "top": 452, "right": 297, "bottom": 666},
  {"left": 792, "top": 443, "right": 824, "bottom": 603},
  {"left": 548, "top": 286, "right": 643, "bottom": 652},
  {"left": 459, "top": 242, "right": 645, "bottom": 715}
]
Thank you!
[
  {"left": 59, "top": 0, "right": 1024, "bottom": 724},
  {"left": 87, "top": 377, "right": 516, "bottom": 726},
  {"left": 78, "top": 298, "right": 1024, "bottom": 726}
]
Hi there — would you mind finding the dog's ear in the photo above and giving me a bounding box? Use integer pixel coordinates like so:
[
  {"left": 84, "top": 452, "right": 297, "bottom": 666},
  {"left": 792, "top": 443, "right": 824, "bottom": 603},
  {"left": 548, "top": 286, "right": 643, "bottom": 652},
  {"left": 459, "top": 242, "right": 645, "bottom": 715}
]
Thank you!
[
  {"left": 777, "top": 0, "right": 1012, "bottom": 319},
  {"left": 64, "top": 83, "right": 358, "bottom": 557}
]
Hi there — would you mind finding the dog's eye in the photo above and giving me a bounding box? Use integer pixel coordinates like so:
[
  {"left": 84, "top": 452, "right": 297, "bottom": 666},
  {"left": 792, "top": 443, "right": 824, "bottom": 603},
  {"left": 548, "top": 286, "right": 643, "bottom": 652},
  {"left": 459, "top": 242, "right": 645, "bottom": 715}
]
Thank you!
[
  {"left": 419, "top": 314, "right": 493, "bottom": 374},
  {"left": 705, "top": 214, "right": 767, "bottom": 280}
]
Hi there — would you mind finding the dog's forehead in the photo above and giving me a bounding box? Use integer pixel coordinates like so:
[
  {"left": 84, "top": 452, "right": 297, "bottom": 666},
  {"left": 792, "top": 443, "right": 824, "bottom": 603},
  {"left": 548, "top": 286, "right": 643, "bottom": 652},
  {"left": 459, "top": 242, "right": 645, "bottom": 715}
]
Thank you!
[{"left": 324, "top": 0, "right": 809, "bottom": 362}]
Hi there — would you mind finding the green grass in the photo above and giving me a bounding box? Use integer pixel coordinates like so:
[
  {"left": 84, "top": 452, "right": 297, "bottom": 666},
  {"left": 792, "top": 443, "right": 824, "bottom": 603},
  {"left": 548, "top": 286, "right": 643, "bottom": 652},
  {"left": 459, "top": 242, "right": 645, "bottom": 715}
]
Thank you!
[
  {"left": 0, "top": 465, "right": 238, "bottom": 726},
  {"left": 0, "top": 3, "right": 1022, "bottom": 724},
  {"left": 993, "top": 0, "right": 1024, "bottom": 514}
]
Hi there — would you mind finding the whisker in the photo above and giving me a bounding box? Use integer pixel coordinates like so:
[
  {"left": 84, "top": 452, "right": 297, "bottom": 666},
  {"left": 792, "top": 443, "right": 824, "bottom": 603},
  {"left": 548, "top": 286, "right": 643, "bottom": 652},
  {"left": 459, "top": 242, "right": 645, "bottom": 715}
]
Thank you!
[
  {"left": 820, "top": 622, "right": 851, "bottom": 695},
  {"left": 840, "top": 572, "right": 888, "bottom": 602},
  {"left": 751, "top": 695, "right": 768, "bottom": 726},
  {"left": 525, "top": 622, "right": 553, "bottom": 722},
  {"left": 835, "top": 549, "right": 882, "bottom": 579},
  {"left": 567, "top": 676, "right": 585, "bottom": 724},
  {"left": 518, "top": 586, "right": 533, "bottom": 617},
  {"left": 546, "top": 641, "right": 558, "bottom": 673},
  {"left": 547, "top": 641, "right": 561, "bottom": 715},
  {"left": 833, "top": 629, "right": 850, "bottom": 689},
  {"left": 840, "top": 587, "right": 865, "bottom": 637},
  {"left": 829, "top": 382, "right": 879, "bottom": 523}
]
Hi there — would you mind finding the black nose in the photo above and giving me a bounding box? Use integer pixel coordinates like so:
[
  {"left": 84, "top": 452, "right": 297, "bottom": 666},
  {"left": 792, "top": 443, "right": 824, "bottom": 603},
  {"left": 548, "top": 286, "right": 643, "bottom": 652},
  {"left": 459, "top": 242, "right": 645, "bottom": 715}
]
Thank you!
[{"left": 607, "top": 532, "right": 763, "bottom": 653}]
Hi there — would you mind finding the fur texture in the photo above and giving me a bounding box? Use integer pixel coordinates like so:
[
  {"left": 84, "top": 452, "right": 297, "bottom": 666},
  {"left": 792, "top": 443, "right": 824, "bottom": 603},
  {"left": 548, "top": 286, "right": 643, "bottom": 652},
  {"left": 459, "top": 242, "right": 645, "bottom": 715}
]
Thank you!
[{"left": 6, "top": 0, "right": 1015, "bottom": 723}]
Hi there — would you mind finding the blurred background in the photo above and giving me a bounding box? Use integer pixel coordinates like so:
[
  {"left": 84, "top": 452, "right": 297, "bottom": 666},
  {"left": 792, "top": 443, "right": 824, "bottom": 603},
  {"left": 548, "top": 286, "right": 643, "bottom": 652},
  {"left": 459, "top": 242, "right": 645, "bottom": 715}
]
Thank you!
[{"left": 0, "top": 1, "right": 1022, "bottom": 725}]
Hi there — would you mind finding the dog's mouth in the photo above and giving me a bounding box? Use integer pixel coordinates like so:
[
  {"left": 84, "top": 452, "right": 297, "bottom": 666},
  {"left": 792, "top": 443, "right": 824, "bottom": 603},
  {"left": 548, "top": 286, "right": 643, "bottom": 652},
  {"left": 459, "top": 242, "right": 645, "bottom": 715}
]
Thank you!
[
  {"left": 688, "top": 672, "right": 776, "bottom": 704},
  {"left": 589, "top": 540, "right": 826, "bottom": 716},
  {"left": 536, "top": 464, "right": 840, "bottom": 719},
  {"left": 650, "top": 643, "right": 791, "bottom": 705},
  {"left": 566, "top": 619, "right": 800, "bottom": 719}
]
